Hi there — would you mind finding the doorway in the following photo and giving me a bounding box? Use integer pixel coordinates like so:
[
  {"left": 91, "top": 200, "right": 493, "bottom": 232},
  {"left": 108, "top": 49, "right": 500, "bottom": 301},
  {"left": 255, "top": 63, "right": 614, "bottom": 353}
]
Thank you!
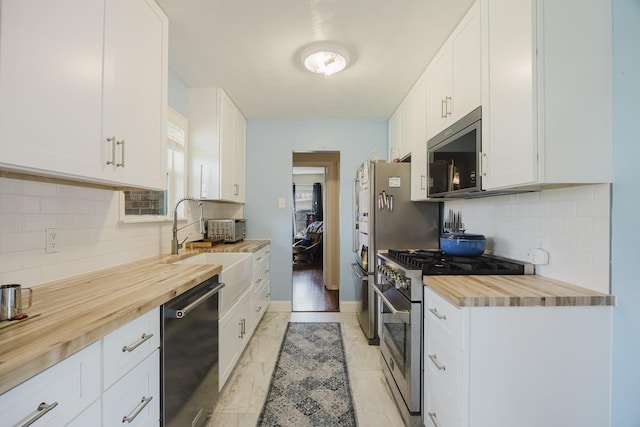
[{"left": 291, "top": 152, "right": 340, "bottom": 312}]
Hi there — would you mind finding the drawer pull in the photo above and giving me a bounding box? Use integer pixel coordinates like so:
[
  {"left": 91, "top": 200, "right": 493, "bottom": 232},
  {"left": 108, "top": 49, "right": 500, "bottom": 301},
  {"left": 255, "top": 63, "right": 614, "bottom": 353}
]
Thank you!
[
  {"left": 428, "top": 354, "right": 446, "bottom": 371},
  {"left": 22, "top": 401, "right": 59, "bottom": 427},
  {"left": 122, "top": 396, "right": 153, "bottom": 423},
  {"left": 256, "top": 305, "right": 262, "bottom": 313},
  {"left": 256, "top": 256, "right": 263, "bottom": 262},
  {"left": 428, "top": 307, "right": 447, "bottom": 320},
  {"left": 122, "top": 333, "right": 154, "bottom": 352},
  {"left": 256, "top": 278, "right": 262, "bottom": 284},
  {"left": 428, "top": 411, "right": 441, "bottom": 427}
]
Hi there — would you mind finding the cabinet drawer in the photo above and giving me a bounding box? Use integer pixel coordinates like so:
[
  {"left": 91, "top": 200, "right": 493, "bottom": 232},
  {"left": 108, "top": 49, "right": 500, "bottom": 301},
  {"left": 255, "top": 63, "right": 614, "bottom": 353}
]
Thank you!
[
  {"left": 425, "top": 383, "right": 462, "bottom": 427},
  {"left": 253, "top": 246, "right": 270, "bottom": 270},
  {"left": 425, "top": 287, "right": 464, "bottom": 348},
  {"left": 426, "top": 327, "right": 462, "bottom": 417},
  {"left": 0, "top": 341, "right": 101, "bottom": 427},
  {"left": 103, "top": 308, "right": 160, "bottom": 390},
  {"left": 253, "top": 260, "right": 269, "bottom": 287},
  {"left": 253, "top": 278, "right": 270, "bottom": 325},
  {"left": 103, "top": 349, "right": 160, "bottom": 427}
]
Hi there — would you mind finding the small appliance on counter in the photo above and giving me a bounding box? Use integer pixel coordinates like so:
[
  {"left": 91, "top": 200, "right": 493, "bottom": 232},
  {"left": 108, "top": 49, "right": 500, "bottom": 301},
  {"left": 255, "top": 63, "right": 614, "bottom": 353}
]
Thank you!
[{"left": 206, "top": 219, "right": 246, "bottom": 243}]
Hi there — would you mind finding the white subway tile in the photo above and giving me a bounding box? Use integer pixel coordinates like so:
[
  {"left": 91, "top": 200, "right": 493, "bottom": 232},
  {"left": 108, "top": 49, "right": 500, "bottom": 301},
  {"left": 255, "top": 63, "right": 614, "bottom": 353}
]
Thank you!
[
  {"left": 22, "top": 214, "right": 58, "bottom": 232},
  {"left": 0, "top": 214, "right": 22, "bottom": 233},
  {"left": 0, "top": 194, "right": 40, "bottom": 214},
  {"left": 23, "top": 181, "right": 56, "bottom": 197},
  {"left": 0, "top": 177, "right": 23, "bottom": 195}
]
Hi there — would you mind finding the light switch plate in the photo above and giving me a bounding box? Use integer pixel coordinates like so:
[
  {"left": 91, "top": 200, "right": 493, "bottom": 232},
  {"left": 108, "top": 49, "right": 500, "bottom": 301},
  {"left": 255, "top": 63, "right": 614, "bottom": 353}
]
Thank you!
[{"left": 278, "top": 197, "right": 285, "bottom": 208}]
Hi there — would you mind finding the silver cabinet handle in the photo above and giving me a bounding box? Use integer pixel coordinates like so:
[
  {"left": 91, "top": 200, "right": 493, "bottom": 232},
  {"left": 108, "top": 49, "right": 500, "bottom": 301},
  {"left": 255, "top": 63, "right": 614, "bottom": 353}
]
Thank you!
[
  {"left": 234, "top": 183, "right": 239, "bottom": 196},
  {"left": 116, "top": 139, "right": 125, "bottom": 167},
  {"left": 106, "top": 136, "right": 116, "bottom": 165},
  {"left": 428, "top": 354, "right": 446, "bottom": 371},
  {"left": 255, "top": 256, "right": 263, "bottom": 262},
  {"left": 441, "top": 98, "right": 447, "bottom": 118},
  {"left": 421, "top": 174, "right": 426, "bottom": 191},
  {"left": 122, "top": 333, "right": 153, "bottom": 352},
  {"left": 256, "top": 305, "right": 263, "bottom": 313},
  {"left": 266, "top": 292, "right": 271, "bottom": 297},
  {"left": 165, "top": 283, "right": 225, "bottom": 319},
  {"left": 445, "top": 96, "right": 452, "bottom": 117},
  {"left": 428, "top": 307, "right": 447, "bottom": 320},
  {"left": 22, "top": 401, "right": 59, "bottom": 427},
  {"left": 238, "top": 320, "right": 243, "bottom": 338},
  {"left": 122, "top": 396, "right": 153, "bottom": 423},
  {"left": 428, "top": 411, "right": 441, "bottom": 427},
  {"left": 255, "top": 278, "right": 262, "bottom": 284}
]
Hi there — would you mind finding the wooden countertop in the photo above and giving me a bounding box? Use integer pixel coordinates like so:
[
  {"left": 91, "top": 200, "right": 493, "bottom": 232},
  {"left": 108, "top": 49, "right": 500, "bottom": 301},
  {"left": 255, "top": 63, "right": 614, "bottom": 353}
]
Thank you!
[
  {"left": 0, "top": 239, "right": 270, "bottom": 395},
  {"left": 424, "top": 274, "right": 615, "bottom": 307}
]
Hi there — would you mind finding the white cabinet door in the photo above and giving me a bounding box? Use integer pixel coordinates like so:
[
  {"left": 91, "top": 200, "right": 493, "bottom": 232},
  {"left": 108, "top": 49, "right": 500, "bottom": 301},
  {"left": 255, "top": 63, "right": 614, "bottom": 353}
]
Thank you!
[
  {"left": 0, "top": 341, "right": 101, "bottom": 427},
  {"left": 219, "top": 301, "right": 241, "bottom": 390},
  {"left": 426, "top": 47, "right": 453, "bottom": 140},
  {"left": 0, "top": 0, "right": 167, "bottom": 190},
  {"left": 481, "top": 0, "right": 536, "bottom": 190},
  {"left": 427, "top": 1, "right": 481, "bottom": 140},
  {"left": 233, "top": 107, "right": 247, "bottom": 203},
  {"left": 0, "top": 0, "right": 104, "bottom": 180},
  {"left": 388, "top": 108, "right": 402, "bottom": 162},
  {"left": 410, "top": 72, "right": 429, "bottom": 201},
  {"left": 102, "top": 0, "right": 167, "bottom": 190},
  {"left": 188, "top": 87, "right": 246, "bottom": 202},
  {"left": 103, "top": 350, "right": 160, "bottom": 427},
  {"left": 481, "top": 0, "right": 612, "bottom": 190}
]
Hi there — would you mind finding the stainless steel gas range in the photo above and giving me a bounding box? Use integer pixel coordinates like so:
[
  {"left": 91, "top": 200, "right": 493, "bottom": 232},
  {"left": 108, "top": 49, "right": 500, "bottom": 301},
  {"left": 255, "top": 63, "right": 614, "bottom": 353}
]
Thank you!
[{"left": 375, "top": 249, "right": 533, "bottom": 427}]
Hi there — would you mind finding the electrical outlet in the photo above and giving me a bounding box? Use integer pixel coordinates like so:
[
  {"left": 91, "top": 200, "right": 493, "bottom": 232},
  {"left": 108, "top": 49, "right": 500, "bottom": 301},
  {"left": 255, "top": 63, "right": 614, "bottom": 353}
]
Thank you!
[{"left": 46, "top": 228, "right": 58, "bottom": 253}]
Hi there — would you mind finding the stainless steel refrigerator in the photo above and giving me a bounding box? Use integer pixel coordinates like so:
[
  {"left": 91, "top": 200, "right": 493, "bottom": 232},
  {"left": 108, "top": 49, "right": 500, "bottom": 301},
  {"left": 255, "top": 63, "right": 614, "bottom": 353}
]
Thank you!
[{"left": 352, "top": 160, "right": 440, "bottom": 344}]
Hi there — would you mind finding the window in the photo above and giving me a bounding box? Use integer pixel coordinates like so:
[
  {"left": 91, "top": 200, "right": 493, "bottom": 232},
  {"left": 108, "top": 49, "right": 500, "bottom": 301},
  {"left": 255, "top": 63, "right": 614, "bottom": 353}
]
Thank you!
[{"left": 120, "top": 107, "right": 188, "bottom": 221}]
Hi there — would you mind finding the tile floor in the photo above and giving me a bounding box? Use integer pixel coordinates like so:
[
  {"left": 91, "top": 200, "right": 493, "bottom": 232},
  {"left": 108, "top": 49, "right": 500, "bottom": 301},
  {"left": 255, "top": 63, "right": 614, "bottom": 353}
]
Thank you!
[{"left": 207, "top": 311, "right": 406, "bottom": 427}]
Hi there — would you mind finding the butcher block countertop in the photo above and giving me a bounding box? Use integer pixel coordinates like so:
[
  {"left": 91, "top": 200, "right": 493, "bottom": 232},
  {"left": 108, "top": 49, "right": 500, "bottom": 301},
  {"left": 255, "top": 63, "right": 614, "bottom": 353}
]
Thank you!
[
  {"left": 0, "top": 239, "right": 270, "bottom": 396},
  {"left": 424, "top": 274, "right": 615, "bottom": 307}
]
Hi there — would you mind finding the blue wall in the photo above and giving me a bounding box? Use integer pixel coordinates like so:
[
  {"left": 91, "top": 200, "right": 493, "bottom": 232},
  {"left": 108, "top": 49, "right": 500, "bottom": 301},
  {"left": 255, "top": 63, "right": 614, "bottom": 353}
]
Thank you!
[
  {"left": 168, "top": 70, "right": 188, "bottom": 116},
  {"left": 244, "top": 120, "right": 387, "bottom": 302},
  {"left": 611, "top": 0, "right": 640, "bottom": 425}
]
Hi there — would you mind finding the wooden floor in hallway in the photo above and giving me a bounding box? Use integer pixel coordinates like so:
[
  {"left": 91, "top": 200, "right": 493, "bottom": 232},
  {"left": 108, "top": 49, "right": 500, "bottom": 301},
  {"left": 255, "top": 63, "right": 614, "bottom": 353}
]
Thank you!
[{"left": 292, "top": 261, "right": 339, "bottom": 312}]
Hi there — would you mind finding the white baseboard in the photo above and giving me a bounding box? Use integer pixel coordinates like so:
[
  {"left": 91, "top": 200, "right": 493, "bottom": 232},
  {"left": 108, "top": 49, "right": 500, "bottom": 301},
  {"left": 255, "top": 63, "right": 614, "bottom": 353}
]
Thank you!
[
  {"left": 267, "top": 300, "right": 292, "bottom": 312},
  {"left": 339, "top": 301, "right": 358, "bottom": 312}
]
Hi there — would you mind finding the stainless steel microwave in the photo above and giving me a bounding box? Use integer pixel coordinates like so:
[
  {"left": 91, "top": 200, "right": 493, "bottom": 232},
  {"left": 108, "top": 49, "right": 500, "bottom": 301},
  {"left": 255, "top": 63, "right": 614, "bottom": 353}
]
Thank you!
[{"left": 427, "top": 106, "right": 482, "bottom": 198}]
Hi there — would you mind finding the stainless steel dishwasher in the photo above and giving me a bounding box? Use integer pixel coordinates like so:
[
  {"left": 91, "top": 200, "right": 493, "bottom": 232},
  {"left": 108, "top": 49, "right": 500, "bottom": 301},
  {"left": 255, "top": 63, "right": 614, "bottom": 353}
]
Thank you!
[{"left": 161, "top": 275, "right": 224, "bottom": 427}]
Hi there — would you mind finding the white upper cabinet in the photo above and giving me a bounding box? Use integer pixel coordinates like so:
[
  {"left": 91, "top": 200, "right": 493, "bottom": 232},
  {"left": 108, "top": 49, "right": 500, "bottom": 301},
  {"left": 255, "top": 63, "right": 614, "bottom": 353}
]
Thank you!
[
  {"left": 409, "top": 72, "right": 429, "bottom": 201},
  {"left": 0, "top": 0, "right": 168, "bottom": 190},
  {"left": 188, "top": 88, "right": 246, "bottom": 203},
  {"left": 426, "top": 1, "right": 481, "bottom": 140},
  {"left": 101, "top": 0, "right": 168, "bottom": 190},
  {"left": 388, "top": 107, "right": 403, "bottom": 162},
  {"left": 481, "top": 0, "right": 612, "bottom": 190}
]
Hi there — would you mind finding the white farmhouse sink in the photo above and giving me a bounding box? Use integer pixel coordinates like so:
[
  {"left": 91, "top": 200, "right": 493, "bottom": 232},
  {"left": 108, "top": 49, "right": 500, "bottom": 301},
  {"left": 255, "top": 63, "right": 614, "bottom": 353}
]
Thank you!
[{"left": 175, "top": 252, "right": 253, "bottom": 315}]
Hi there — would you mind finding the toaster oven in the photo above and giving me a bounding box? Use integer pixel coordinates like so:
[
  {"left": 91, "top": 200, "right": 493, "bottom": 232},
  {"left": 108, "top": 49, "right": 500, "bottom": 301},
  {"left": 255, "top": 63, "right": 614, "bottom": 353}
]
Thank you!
[{"left": 207, "top": 219, "right": 246, "bottom": 243}]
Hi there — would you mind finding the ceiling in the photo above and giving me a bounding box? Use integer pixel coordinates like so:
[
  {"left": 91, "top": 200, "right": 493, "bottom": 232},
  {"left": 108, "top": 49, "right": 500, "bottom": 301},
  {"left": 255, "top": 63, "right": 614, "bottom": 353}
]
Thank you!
[{"left": 155, "top": 0, "right": 475, "bottom": 120}]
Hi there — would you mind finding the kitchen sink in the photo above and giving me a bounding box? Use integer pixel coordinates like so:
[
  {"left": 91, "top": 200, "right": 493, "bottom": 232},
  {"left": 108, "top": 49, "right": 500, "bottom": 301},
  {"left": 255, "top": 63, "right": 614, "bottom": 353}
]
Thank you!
[{"left": 174, "top": 252, "right": 253, "bottom": 315}]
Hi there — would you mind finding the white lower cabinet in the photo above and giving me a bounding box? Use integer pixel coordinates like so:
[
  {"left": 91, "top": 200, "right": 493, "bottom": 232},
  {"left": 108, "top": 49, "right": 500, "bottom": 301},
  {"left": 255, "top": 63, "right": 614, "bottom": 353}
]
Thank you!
[
  {"left": 423, "top": 287, "right": 612, "bottom": 427},
  {"left": 0, "top": 341, "right": 101, "bottom": 426},
  {"left": 219, "top": 289, "right": 252, "bottom": 390},
  {"left": 103, "top": 308, "right": 160, "bottom": 390},
  {"left": 103, "top": 349, "right": 160, "bottom": 427},
  {"left": 0, "top": 308, "right": 160, "bottom": 427}
]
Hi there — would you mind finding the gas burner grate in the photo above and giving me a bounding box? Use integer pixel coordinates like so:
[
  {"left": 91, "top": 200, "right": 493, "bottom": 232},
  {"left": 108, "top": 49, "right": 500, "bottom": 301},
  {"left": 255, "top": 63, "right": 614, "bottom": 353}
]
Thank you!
[{"left": 385, "top": 249, "right": 530, "bottom": 275}]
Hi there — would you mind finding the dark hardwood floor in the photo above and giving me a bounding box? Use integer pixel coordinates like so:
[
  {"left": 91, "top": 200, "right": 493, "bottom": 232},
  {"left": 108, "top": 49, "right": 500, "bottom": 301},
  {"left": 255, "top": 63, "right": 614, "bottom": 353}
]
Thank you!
[{"left": 292, "top": 261, "right": 339, "bottom": 312}]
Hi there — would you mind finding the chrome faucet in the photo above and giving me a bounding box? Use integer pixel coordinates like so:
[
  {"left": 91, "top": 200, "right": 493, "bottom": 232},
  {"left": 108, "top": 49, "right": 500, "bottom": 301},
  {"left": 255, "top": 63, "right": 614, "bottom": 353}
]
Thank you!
[{"left": 171, "top": 196, "right": 205, "bottom": 255}]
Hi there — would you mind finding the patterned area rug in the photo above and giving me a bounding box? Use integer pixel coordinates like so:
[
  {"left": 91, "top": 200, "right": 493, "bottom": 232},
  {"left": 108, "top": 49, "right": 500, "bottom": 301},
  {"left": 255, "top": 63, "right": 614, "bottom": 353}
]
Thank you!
[{"left": 257, "top": 322, "right": 357, "bottom": 426}]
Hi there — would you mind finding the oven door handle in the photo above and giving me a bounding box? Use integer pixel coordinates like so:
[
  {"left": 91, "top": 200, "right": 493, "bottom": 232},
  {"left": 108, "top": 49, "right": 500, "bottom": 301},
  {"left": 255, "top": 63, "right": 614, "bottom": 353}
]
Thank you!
[
  {"left": 372, "top": 285, "right": 411, "bottom": 324},
  {"left": 351, "top": 263, "right": 371, "bottom": 279}
]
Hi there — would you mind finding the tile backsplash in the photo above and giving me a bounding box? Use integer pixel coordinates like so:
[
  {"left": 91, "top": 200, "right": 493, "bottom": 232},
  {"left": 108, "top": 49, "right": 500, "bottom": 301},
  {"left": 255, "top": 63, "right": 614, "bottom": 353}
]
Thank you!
[
  {"left": 444, "top": 184, "right": 611, "bottom": 293},
  {"left": 0, "top": 177, "right": 242, "bottom": 287}
]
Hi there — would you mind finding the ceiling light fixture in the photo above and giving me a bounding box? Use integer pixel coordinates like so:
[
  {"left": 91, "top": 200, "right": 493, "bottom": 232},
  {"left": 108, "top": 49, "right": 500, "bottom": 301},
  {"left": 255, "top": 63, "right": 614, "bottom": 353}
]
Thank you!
[{"left": 300, "top": 42, "right": 351, "bottom": 76}]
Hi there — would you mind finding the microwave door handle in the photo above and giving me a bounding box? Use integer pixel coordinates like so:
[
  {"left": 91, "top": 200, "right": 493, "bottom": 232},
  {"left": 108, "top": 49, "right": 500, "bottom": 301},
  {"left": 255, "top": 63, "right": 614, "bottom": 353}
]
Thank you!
[{"left": 372, "top": 285, "right": 411, "bottom": 324}]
